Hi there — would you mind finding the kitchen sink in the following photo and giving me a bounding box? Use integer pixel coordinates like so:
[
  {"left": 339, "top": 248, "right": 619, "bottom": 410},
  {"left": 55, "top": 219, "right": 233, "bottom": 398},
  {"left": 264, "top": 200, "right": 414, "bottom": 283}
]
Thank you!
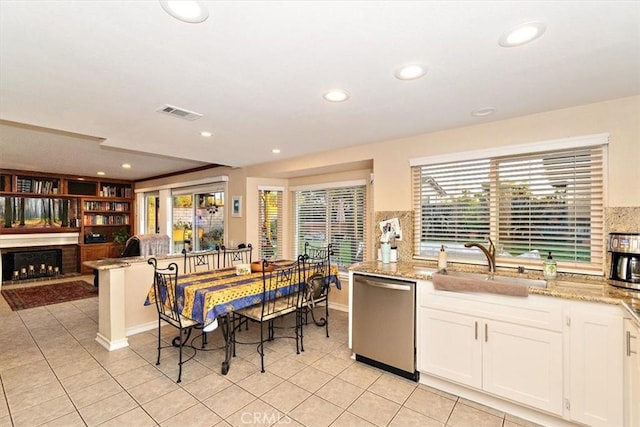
[{"left": 437, "top": 270, "right": 548, "bottom": 289}]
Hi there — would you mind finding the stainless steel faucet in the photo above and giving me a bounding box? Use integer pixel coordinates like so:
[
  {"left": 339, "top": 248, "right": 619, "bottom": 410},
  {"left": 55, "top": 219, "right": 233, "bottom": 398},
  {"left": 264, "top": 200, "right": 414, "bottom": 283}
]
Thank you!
[{"left": 464, "top": 237, "right": 496, "bottom": 273}]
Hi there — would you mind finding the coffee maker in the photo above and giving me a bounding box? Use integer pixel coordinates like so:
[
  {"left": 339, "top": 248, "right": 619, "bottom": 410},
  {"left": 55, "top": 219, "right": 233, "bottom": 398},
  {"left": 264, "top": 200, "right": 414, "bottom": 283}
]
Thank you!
[{"left": 608, "top": 233, "right": 640, "bottom": 291}]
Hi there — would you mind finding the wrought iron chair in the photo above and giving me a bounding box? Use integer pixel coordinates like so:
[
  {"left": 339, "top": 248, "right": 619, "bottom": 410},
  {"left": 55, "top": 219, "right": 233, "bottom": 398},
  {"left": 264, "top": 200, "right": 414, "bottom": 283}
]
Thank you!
[
  {"left": 148, "top": 258, "right": 201, "bottom": 383},
  {"left": 233, "top": 257, "right": 305, "bottom": 372},
  {"left": 182, "top": 247, "right": 220, "bottom": 273},
  {"left": 302, "top": 242, "right": 334, "bottom": 337},
  {"left": 181, "top": 248, "right": 221, "bottom": 346},
  {"left": 220, "top": 243, "right": 253, "bottom": 267}
]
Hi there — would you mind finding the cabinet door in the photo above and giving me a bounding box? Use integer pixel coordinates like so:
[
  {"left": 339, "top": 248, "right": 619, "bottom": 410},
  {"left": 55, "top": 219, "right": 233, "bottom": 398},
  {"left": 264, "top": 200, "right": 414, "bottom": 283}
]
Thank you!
[
  {"left": 483, "top": 321, "right": 563, "bottom": 415},
  {"left": 108, "top": 244, "right": 123, "bottom": 258},
  {"left": 418, "top": 308, "right": 482, "bottom": 388},
  {"left": 624, "top": 319, "right": 640, "bottom": 427},
  {"left": 81, "top": 245, "right": 110, "bottom": 274},
  {"left": 569, "top": 305, "right": 623, "bottom": 427}
]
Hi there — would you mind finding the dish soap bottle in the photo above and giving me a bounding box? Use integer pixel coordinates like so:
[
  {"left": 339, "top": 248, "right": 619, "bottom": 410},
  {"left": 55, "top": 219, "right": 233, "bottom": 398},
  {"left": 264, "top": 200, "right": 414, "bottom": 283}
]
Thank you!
[
  {"left": 438, "top": 245, "right": 447, "bottom": 271},
  {"left": 543, "top": 251, "right": 557, "bottom": 280}
]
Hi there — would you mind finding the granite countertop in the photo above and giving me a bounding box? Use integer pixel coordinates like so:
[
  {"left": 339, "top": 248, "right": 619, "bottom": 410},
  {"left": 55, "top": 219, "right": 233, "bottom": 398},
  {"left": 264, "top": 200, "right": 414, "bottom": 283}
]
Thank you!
[
  {"left": 350, "top": 261, "right": 640, "bottom": 325},
  {"left": 83, "top": 253, "right": 182, "bottom": 270},
  {"left": 83, "top": 258, "right": 132, "bottom": 270}
]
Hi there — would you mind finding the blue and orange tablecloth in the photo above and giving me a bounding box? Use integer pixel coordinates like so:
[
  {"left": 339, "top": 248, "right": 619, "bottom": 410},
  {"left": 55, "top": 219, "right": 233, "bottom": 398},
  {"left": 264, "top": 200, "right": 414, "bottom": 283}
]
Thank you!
[{"left": 145, "top": 260, "right": 340, "bottom": 328}]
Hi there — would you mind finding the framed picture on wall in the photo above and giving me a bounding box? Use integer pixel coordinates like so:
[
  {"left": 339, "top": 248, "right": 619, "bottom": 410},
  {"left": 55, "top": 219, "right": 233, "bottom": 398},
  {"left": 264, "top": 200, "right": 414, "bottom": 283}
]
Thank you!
[{"left": 231, "top": 196, "right": 242, "bottom": 217}]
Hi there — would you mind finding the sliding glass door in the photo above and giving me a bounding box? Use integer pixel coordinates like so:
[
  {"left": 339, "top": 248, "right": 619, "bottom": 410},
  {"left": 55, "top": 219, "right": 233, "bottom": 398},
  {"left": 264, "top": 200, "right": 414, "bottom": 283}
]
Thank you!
[
  {"left": 172, "top": 187, "right": 225, "bottom": 253},
  {"left": 194, "top": 192, "right": 224, "bottom": 250}
]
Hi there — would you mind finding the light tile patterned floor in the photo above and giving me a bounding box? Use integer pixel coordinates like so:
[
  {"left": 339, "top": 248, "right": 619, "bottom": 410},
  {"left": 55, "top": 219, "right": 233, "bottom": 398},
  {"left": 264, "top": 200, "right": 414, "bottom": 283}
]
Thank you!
[{"left": 0, "top": 278, "right": 544, "bottom": 427}]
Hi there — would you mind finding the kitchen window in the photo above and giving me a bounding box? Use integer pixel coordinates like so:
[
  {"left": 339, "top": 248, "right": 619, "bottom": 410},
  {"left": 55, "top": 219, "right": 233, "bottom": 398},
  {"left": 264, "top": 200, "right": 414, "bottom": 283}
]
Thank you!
[
  {"left": 258, "top": 187, "right": 283, "bottom": 260},
  {"left": 292, "top": 181, "right": 367, "bottom": 270},
  {"left": 411, "top": 134, "right": 607, "bottom": 274}
]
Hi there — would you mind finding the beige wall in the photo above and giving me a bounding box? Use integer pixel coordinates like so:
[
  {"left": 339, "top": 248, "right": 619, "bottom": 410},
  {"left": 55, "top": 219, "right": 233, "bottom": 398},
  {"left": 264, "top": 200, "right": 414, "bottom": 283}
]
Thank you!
[
  {"left": 244, "top": 95, "right": 639, "bottom": 210},
  {"left": 137, "top": 96, "right": 640, "bottom": 250},
  {"left": 367, "top": 95, "right": 639, "bottom": 210}
]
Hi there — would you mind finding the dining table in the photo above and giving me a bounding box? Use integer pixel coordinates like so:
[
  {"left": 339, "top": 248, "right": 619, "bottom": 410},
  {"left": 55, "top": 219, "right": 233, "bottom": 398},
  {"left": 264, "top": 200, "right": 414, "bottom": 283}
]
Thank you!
[{"left": 145, "top": 259, "right": 340, "bottom": 374}]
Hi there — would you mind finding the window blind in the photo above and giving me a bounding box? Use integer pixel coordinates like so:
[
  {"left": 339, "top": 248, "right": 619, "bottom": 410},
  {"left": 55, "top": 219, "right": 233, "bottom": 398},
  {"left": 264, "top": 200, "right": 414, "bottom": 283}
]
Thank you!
[
  {"left": 293, "top": 185, "right": 366, "bottom": 270},
  {"left": 258, "top": 189, "right": 283, "bottom": 260},
  {"left": 412, "top": 144, "right": 605, "bottom": 273}
]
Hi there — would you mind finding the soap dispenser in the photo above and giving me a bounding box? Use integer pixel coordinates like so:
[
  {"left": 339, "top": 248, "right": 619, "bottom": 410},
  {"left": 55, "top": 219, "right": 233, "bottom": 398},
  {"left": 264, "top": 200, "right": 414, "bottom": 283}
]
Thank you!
[
  {"left": 438, "top": 245, "right": 447, "bottom": 271},
  {"left": 543, "top": 251, "right": 557, "bottom": 280}
]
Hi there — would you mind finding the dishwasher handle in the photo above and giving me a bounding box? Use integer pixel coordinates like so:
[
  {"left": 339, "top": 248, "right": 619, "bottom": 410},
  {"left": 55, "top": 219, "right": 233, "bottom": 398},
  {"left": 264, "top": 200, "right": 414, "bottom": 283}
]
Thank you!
[{"left": 361, "top": 278, "right": 412, "bottom": 291}]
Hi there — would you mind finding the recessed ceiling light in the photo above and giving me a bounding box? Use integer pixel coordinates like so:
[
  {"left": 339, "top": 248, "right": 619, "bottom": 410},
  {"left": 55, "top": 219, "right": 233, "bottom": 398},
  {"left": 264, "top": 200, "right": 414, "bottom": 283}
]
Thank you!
[
  {"left": 499, "top": 22, "right": 546, "bottom": 47},
  {"left": 272, "top": 148, "right": 281, "bottom": 154},
  {"left": 471, "top": 107, "right": 496, "bottom": 117},
  {"left": 159, "top": 0, "right": 209, "bottom": 23},
  {"left": 97, "top": 171, "right": 105, "bottom": 176},
  {"left": 395, "top": 64, "right": 427, "bottom": 80},
  {"left": 323, "top": 89, "right": 349, "bottom": 102},
  {"left": 201, "top": 131, "right": 212, "bottom": 137},
  {"left": 121, "top": 163, "right": 132, "bottom": 169}
]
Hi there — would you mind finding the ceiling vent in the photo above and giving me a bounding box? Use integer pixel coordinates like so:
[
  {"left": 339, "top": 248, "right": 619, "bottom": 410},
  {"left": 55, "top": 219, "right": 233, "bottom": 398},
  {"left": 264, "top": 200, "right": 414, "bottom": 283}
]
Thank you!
[{"left": 156, "top": 104, "right": 203, "bottom": 121}]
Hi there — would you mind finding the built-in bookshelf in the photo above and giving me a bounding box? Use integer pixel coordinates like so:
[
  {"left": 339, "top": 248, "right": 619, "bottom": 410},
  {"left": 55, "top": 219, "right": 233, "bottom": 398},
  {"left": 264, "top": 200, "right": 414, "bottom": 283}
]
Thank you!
[
  {"left": 16, "top": 175, "right": 60, "bottom": 194},
  {"left": 0, "top": 169, "right": 135, "bottom": 273},
  {"left": 0, "top": 173, "right": 13, "bottom": 192},
  {"left": 100, "top": 184, "right": 132, "bottom": 199},
  {"left": 79, "top": 198, "right": 132, "bottom": 273}
]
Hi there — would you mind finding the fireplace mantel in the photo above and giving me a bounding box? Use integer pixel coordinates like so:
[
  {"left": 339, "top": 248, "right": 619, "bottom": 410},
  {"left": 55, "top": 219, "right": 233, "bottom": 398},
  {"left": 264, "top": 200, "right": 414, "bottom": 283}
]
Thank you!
[
  {"left": 0, "top": 232, "right": 80, "bottom": 290},
  {"left": 0, "top": 232, "right": 79, "bottom": 249}
]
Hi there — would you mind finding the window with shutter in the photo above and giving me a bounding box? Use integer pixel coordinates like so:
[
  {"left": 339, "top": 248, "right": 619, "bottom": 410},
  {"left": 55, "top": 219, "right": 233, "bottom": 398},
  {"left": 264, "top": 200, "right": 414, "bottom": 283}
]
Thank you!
[
  {"left": 293, "top": 183, "right": 367, "bottom": 270},
  {"left": 412, "top": 137, "right": 606, "bottom": 274}
]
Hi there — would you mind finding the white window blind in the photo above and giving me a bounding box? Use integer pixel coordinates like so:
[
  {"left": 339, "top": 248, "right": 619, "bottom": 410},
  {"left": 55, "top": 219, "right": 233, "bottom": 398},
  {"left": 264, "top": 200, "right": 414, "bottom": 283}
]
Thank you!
[
  {"left": 258, "top": 189, "right": 283, "bottom": 260},
  {"left": 412, "top": 144, "right": 605, "bottom": 273},
  {"left": 293, "top": 184, "right": 366, "bottom": 270}
]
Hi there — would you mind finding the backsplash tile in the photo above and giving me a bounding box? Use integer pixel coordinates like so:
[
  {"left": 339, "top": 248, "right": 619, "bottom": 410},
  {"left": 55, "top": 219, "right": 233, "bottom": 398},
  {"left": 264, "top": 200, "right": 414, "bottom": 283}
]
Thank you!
[
  {"left": 374, "top": 211, "right": 413, "bottom": 263},
  {"left": 606, "top": 206, "right": 640, "bottom": 234},
  {"left": 374, "top": 207, "right": 640, "bottom": 278}
]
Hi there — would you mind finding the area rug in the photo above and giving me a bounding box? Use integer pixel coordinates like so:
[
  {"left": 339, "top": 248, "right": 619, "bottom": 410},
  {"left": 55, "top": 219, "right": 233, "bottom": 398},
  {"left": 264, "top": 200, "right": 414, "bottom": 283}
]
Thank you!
[{"left": 1, "top": 281, "right": 97, "bottom": 311}]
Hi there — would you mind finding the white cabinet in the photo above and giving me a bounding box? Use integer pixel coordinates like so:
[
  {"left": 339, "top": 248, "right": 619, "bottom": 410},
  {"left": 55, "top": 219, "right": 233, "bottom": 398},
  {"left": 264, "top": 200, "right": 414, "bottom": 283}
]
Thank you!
[
  {"left": 419, "top": 308, "right": 482, "bottom": 388},
  {"left": 482, "top": 320, "right": 563, "bottom": 414},
  {"left": 624, "top": 318, "right": 640, "bottom": 427},
  {"left": 568, "top": 302, "right": 624, "bottom": 427},
  {"left": 418, "top": 289, "right": 564, "bottom": 415}
]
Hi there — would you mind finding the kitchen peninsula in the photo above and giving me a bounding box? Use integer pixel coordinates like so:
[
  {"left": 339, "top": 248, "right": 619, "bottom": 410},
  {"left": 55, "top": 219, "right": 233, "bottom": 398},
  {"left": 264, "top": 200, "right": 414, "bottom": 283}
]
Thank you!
[
  {"left": 349, "top": 261, "right": 640, "bottom": 427},
  {"left": 84, "top": 253, "right": 184, "bottom": 351}
]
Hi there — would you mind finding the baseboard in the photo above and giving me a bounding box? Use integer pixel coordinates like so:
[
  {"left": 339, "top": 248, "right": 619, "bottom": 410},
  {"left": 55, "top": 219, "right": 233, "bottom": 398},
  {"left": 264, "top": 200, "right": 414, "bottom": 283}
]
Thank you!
[
  {"left": 95, "top": 333, "right": 129, "bottom": 351},
  {"left": 126, "top": 321, "right": 157, "bottom": 336},
  {"left": 328, "top": 302, "right": 348, "bottom": 312}
]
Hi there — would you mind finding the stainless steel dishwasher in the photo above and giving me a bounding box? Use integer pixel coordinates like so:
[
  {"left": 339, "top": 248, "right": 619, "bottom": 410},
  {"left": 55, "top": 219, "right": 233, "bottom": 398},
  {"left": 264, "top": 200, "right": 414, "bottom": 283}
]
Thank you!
[{"left": 352, "top": 273, "right": 419, "bottom": 381}]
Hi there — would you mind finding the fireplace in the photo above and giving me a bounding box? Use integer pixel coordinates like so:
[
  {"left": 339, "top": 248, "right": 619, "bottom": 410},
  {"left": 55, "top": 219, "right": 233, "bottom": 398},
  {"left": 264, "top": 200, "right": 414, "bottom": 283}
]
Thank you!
[{"left": 1, "top": 247, "right": 74, "bottom": 282}]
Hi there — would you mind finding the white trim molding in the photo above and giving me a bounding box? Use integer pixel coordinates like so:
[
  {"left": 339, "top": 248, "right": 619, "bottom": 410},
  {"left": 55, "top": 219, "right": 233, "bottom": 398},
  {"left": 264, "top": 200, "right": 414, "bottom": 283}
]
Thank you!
[
  {"left": 0, "top": 232, "right": 79, "bottom": 249},
  {"left": 409, "top": 133, "right": 609, "bottom": 167}
]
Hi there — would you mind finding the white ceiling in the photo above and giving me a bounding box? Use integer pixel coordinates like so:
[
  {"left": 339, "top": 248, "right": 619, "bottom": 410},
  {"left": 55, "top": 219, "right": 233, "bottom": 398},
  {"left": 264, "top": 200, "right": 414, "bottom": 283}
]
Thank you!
[{"left": 1, "top": 1, "right": 639, "bottom": 181}]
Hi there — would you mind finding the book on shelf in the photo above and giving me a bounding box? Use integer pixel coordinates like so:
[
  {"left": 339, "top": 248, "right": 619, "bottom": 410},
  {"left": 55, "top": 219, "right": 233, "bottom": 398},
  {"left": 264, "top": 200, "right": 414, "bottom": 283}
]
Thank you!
[
  {"left": 84, "top": 214, "right": 130, "bottom": 225},
  {"left": 16, "top": 177, "right": 59, "bottom": 194},
  {"left": 100, "top": 185, "right": 132, "bottom": 198}
]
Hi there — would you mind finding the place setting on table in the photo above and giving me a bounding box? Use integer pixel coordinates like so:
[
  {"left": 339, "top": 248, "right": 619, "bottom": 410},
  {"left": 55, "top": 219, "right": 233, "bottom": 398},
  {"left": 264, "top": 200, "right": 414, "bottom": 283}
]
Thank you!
[{"left": 145, "top": 254, "right": 340, "bottom": 379}]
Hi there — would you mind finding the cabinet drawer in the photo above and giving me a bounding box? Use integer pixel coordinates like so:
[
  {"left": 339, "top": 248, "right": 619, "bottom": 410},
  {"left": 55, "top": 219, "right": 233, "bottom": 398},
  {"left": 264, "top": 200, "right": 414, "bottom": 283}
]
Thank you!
[{"left": 421, "top": 285, "right": 564, "bottom": 332}]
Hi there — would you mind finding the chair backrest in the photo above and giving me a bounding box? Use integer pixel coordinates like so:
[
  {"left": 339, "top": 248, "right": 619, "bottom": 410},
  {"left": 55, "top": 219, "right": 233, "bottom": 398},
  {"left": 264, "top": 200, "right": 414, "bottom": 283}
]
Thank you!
[
  {"left": 259, "top": 256, "right": 304, "bottom": 318},
  {"left": 182, "top": 248, "right": 219, "bottom": 273},
  {"left": 303, "top": 242, "right": 333, "bottom": 299},
  {"left": 148, "top": 258, "right": 183, "bottom": 325},
  {"left": 220, "top": 243, "right": 253, "bottom": 267},
  {"left": 120, "top": 236, "right": 140, "bottom": 257},
  {"left": 303, "top": 242, "right": 333, "bottom": 277}
]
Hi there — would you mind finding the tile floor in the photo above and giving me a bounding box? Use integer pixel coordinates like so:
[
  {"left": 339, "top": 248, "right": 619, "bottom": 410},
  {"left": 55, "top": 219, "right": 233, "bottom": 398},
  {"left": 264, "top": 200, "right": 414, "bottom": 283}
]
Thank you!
[{"left": 0, "top": 277, "right": 543, "bottom": 427}]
